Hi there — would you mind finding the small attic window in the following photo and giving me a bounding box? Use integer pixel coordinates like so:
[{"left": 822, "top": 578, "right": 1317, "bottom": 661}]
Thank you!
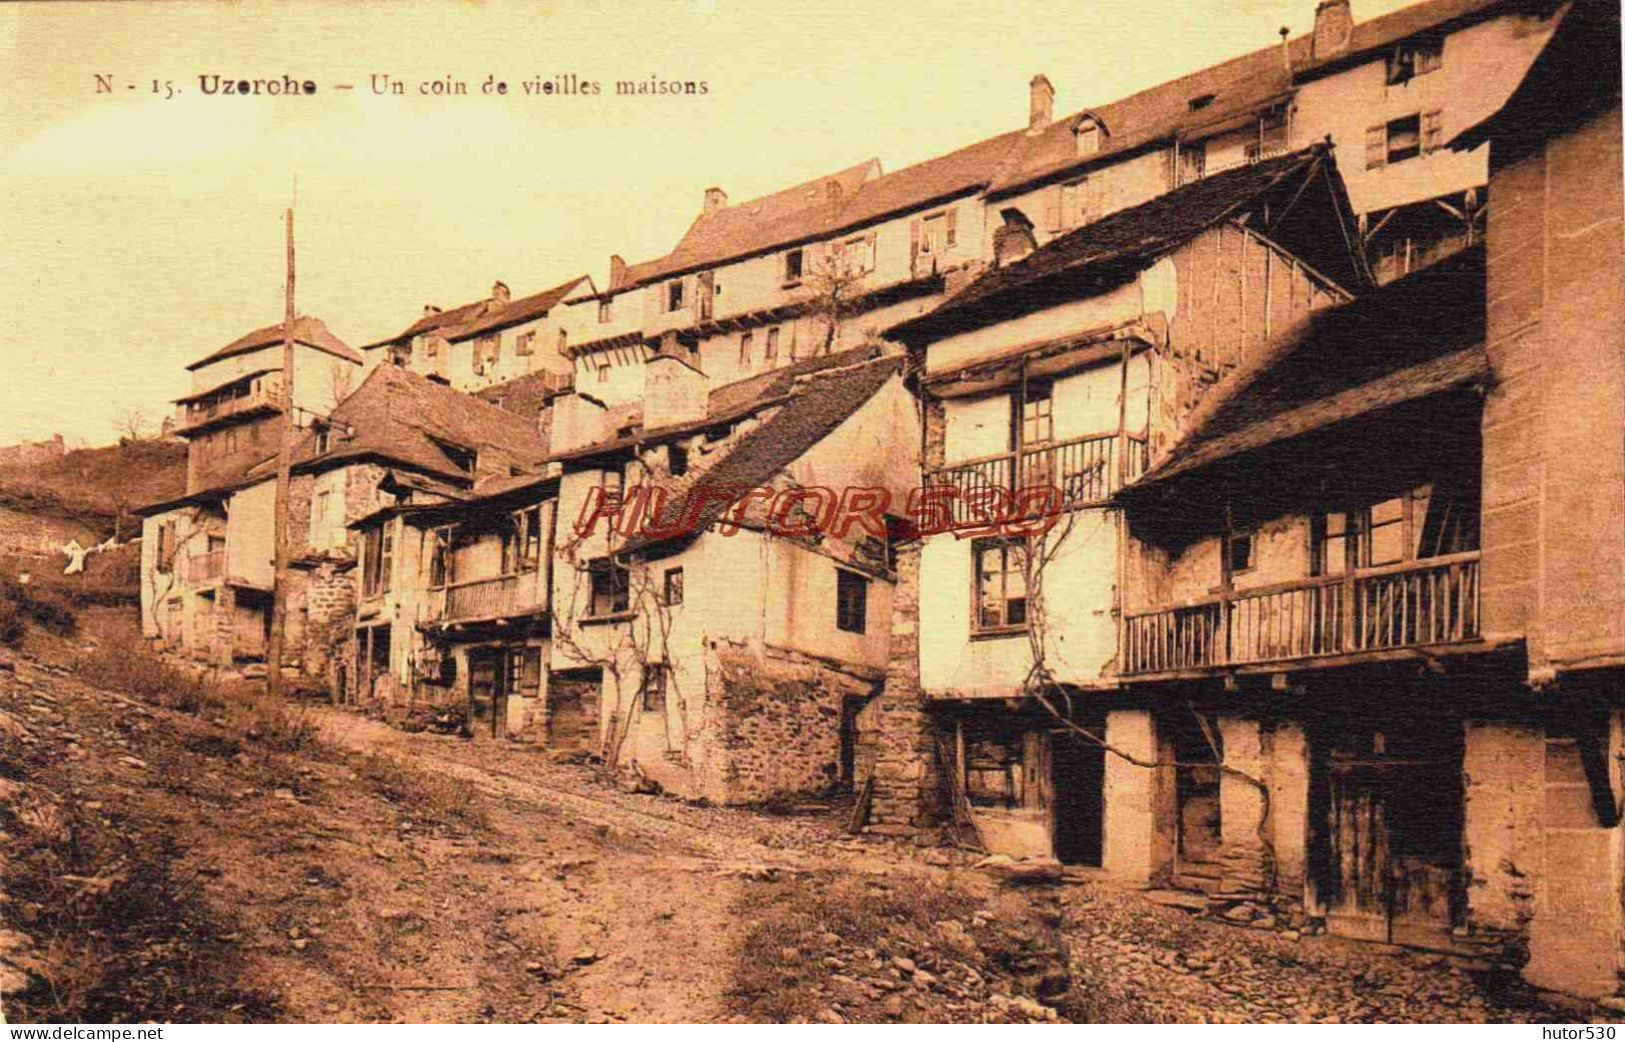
[
  {"left": 430, "top": 438, "right": 476, "bottom": 473},
  {"left": 1189, "top": 93, "right": 1217, "bottom": 112},
  {"left": 1075, "top": 120, "right": 1102, "bottom": 157}
]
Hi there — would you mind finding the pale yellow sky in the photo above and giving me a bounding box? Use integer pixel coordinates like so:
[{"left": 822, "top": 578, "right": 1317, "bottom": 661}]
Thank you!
[{"left": 0, "top": 0, "right": 1418, "bottom": 446}]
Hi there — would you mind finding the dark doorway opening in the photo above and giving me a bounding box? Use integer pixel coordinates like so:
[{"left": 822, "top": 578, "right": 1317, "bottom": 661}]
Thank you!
[
  {"left": 467, "top": 648, "right": 507, "bottom": 738},
  {"left": 1050, "top": 726, "right": 1106, "bottom": 867}
]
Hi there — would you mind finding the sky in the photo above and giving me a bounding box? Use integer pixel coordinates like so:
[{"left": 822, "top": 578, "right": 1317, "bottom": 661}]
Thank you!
[{"left": 0, "top": 0, "right": 1420, "bottom": 447}]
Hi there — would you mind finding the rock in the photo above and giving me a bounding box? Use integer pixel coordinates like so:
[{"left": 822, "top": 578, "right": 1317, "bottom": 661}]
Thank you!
[
  {"left": 892, "top": 956, "right": 917, "bottom": 974},
  {"left": 572, "top": 949, "right": 601, "bottom": 965},
  {"left": 881, "top": 995, "right": 905, "bottom": 1018},
  {"left": 291, "top": 938, "right": 310, "bottom": 951},
  {"left": 1223, "top": 902, "right": 1259, "bottom": 923},
  {"left": 1009, "top": 995, "right": 1052, "bottom": 1021},
  {"left": 117, "top": 756, "right": 147, "bottom": 770},
  {"left": 815, "top": 1009, "right": 845, "bottom": 1024}
]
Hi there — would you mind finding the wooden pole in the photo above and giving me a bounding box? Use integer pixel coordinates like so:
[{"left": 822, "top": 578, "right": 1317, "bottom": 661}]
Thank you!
[{"left": 267, "top": 202, "right": 296, "bottom": 696}]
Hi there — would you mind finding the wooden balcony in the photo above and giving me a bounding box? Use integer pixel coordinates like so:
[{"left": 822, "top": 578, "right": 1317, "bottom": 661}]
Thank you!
[
  {"left": 420, "top": 571, "right": 546, "bottom": 630},
  {"left": 174, "top": 375, "right": 283, "bottom": 435},
  {"left": 926, "top": 432, "right": 1149, "bottom": 529},
  {"left": 1122, "top": 552, "right": 1482, "bottom": 677},
  {"left": 183, "top": 549, "right": 225, "bottom": 584}
]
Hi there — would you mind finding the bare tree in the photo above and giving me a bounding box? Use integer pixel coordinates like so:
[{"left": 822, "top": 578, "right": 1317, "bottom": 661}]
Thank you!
[
  {"left": 804, "top": 243, "right": 872, "bottom": 356},
  {"left": 115, "top": 407, "right": 150, "bottom": 443}
]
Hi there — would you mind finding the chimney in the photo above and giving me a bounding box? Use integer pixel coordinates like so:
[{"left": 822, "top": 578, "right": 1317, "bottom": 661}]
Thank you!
[
  {"left": 550, "top": 392, "right": 609, "bottom": 456},
  {"left": 609, "top": 254, "right": 627, "bottom": 291},
  {"left": 992, "top": 208, "right": 1038, "bottom": 267},
  {"left": 644, "top": 333, "right": 709, "bottom": 430},
  {"left": 704, "top": 186, "right": 728, "bottom": 215},
  {"left": 1029, "top": 74, "right": 1054, "bottom": 132},
  {"left": 423, "top": 304, "right": 442, "bottom": 317},
  {"left": 492, "top": 280, "right": 511, "bottom": 306},
  {"left": 1312, "top": 0, "right": 1353, "bottom": 61}
]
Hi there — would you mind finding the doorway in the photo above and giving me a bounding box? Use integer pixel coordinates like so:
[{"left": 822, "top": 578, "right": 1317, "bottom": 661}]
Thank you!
[
  {"left": 467, "top": 649, "right": 507, "bottom": 738},
  {"left": 1050, "top": 726, "right": 1105, "bottom": 867},
  {"left": 547, "top": 669, "right": 601, "bottom": 752},
  {"left": 1320, "top": 717, "right": 1463, "bottom": 948},
  {"left": 1166, "top": 711, "right": 1224, "bottom": 891}
]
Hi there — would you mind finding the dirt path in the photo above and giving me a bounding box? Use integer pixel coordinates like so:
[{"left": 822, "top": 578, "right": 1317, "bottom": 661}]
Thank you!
[{"left": 0, "top": 650, "right": 1590, "bottom": 1024}]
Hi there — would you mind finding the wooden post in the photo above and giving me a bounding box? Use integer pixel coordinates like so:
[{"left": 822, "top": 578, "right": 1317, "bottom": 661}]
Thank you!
[{"left": 266, "top": 202, "right": 296, "bottom": 697}]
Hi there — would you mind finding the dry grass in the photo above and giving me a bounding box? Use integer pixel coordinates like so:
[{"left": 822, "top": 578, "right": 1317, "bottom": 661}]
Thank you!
[
  {"left": 74, "top": 633, "right": 316, "bottom": 753},
  {"left": 355, "top": 753, "right": 490, "bottom": 830}
]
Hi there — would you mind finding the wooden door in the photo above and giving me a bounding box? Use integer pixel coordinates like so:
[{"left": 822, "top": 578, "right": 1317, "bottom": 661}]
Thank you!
[
  {"left": 547, "top": 671, "right": 600, "bottom": 753},
  {"left": 1325, "top": 723, "right": 1461, "bottom": 948},
  {"left": 468, "top": 651, "right": 501, "bottom": 738}
]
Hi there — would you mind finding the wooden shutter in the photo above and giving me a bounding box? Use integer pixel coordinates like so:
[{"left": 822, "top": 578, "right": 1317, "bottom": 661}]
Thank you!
[
  {"left": 945, "top": 208, "right": 958, "bottom": 248},
  {"left": 1422, "top": 110, "right": 1444, "bottom": 153},
  {"left": 909, "top": 218, "right": 922, "bottom": 274},
  {"left": 1365, "top": 125, "right": 1388, "bottom": 169},
  {"left": 1043, "top": 185, "right": 1063, "bottom": 233}
]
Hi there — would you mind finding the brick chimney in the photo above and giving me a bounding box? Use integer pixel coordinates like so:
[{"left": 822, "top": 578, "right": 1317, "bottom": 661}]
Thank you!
[
  {"left": 704, "top": 186, "right": 728, "bottom": 215},
  {"left": 993, "top": 208, "right": 1038, "bottom": 266},
  {"left": 1029, "top": 74, "right": 1054, "bottom": 132},
  {"left": 492, "top": 280, "right": 511, "bottom": 306},
  {"left": 608, "top": 254, "right": 627, "bottom": 291},
  {"left": 550, "top": 392, "right": 609, "bottom": 456},
  {"left": 1312, "top": 0, "right": 1353, "bottom": 61}
]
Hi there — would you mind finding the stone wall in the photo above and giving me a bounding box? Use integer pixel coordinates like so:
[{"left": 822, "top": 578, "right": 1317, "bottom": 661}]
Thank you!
[
  {"left": 700, "top": 641, "right": 875, "bottom": 804},
  {"left": 863, "top": 542, "right": 942, "bottom": 835}
]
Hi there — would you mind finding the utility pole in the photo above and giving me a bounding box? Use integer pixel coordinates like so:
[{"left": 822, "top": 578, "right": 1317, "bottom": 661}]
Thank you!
[{"left": 267, "top": 197, "right": 296, "bottom": 696}]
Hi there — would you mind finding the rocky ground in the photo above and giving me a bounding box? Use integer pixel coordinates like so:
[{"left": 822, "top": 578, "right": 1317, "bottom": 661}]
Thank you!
[{"left": 0, "top": 637, "right": 1598, "bottom": 1024}]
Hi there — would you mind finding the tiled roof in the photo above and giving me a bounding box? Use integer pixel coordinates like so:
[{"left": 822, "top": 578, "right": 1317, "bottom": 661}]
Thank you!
[
  {"left": 553, "top": 346, "right": 881, "bottom": 463},
  {"left": 630, "top": 159, "right": 880, "bottom": 285},
  {"left": 250, "top": 363, "right": 547, "bottom": 484},
  {"left": 620, "top": 355, "right": 901, "bottom": 555},
  {"left": 1127, "top": 245, "right": 1488, "bottom": 490},
  {"left": 186, "top": 316, "right": 360, "bottom": 371},
  {"left": 893, "top": 146, "right": 1349, "bottom": 342},
  {"left": 444, "top": 275, "right": 590, "bottom": 342},
  {"left": 362, "top": 300, "right": 487, "bottom": 351}
]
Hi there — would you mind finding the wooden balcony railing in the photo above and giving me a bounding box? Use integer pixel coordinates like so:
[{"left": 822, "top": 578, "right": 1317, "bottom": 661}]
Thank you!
[
  {"left": 421, "top": 571, "right": 545, "bottom": 626},
  {"left": 926, "top": 432, "right": 1148, "bottom": 529},
  {"left": 183, "top": 549, "right": 225, "bottom": 584},
  {"left": 1122, "top": 552, "right": 1481, "bottom": 676},
  {"left": 175, "top": 375, "right": 283, "bottom": 434}
]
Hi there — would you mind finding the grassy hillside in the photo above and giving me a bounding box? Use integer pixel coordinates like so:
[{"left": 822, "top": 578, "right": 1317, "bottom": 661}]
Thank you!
[{"left": 0, "top": 438, "right": 187, "bottom": 540}]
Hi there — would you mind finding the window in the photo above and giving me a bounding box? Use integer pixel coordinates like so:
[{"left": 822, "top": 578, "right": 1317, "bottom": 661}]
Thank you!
[
  {"left": 1387, "top": 36, "right": 1444, "bottom": 85},
  {"left": 668, "top": 444, "right": 688, "bottom": 477},
  {"left": 1188, "top": 93, "right": 1216, "bottom": 111},
  {"left": 516, "top": 331, "right": 536, "bottom": 356},
  {"left": 1076, "top": 119, "right": 1102, "bottom": 157},
  {"left": 155, "top": 521, "right": 176, "bottom": 574},
  {"left": 663, "top": 566, "right": 684, "bottom": 606},
  {"left": 557, "top": 328, "right": 568, "bottom": 355},
  {"left": 431, "top": 438, "right": 476, "bottom": 474},
  {"left": 835, "top": 568, "right": 868, "bottom": 634},
  {"left": 765, "top": 327, "right": 780, "bottom": 362},
  {"left": 598, "top": 299, "right": 613, "bottom": 324},
  {"left": 1228, "top": 530, "right": 1255, "bottom": 574},
  {"left": 315, "top": 428, "right": 331, "bottom": 455},
  {"left": 1421, "top": 109, "right": 1445, "bottom": 153},
  {"left": 1313, "top": 486, "right": 1478, "bottom": 575},
  {"left": 642, "top": 663, "right": 668, "bottom": 713},
  {"left": 503, "top": 506, "right": 542, "bottom": 574},
  {"left": 508, "top": 646, "right": 543, "bottom": 699},
  {"left": 841, "top": 235, "right": 875, "bottom": 275},
  {"left": 973, "top": 538, "right": 1029, "bottom": 632},
  {"left": 597, "top": 363, "right": 611, "bottom": 384},
  {"left": 1018, "top": 380, "right": 1054, "bottom": 448},
  {"left": 738, "top": 331, "right": 754, "bottom": 369},
  {"left": 918, "top": 210, "right": 956, "bottom": 255},
  {"left": 666, "top": 279, "right": 685, "bottom": 313},
  {"left": 587, "top": 556, "right": 630, "bottom": 616},
  {"left": 1366, "top": 113, "right": 1432, "bottom": 169},
  {"left": 783, "top": 248, "right": 804, "bottom": 284},
  {"left": 361, "top": 524, "right": 393, "bottom": 598},
  {"left": 428, "top": 527, "right": 452, "bottom": 587},
  {"left": 474, "top": 334, "right": 500, "bottom": 373}
]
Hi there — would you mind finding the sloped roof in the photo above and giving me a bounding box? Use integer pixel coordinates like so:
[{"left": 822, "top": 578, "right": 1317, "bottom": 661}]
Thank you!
[
  {"left": 174, "top": 367, "right": 280, "bottom": 404},
  {"left": 893, "top": 146, "right": 1358, "bottom": 342},
  {"left": 630, "top": 159, "right": 880, "bottom": 285},
  {"left": 444, "top": 275, "right": 589, "bottom": 342},
  {"left": 1126, "top": 245, "right": 1488, "bottom": 491},
  {"left": 250, "top": 363, "right": 547, "bottom": 484},
  {"left": 363, "top": 300, "right": 487, "bottom": 351},
  {"left": 620, "top": 355, "right": 901, "bottom": 555},
  {"left": 554, "top": 346, "right": 881, "bottom": 463},
  {"left": 186, "top": 316, "right": 361, "bottom": 371},
  {"left": 990, "top": 0, "right": 1526, "bottom": 198}
]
